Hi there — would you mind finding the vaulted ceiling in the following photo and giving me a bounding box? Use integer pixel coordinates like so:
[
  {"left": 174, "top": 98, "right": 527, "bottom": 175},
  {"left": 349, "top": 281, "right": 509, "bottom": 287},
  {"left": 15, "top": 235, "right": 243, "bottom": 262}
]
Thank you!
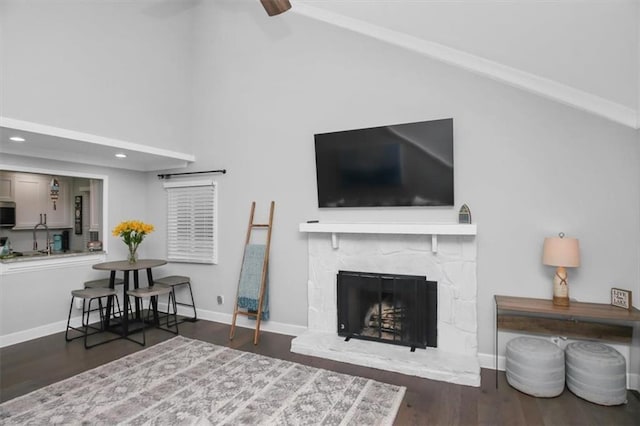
[
  {"left": 290, "top": 0, "right": 639, "bottom": 129},
  {"left": 1, "top": 0, "right": 638, "bottom": 172}
]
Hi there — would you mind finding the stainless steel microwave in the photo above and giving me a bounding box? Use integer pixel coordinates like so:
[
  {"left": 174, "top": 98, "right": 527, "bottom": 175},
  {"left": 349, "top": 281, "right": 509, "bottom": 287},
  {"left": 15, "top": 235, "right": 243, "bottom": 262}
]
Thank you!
[{"left": 0, "top": 201, "right": 16, "bottom": 227}]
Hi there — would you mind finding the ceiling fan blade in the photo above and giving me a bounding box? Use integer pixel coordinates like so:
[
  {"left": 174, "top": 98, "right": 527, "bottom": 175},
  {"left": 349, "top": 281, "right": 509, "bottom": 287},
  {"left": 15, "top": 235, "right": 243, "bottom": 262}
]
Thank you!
[{"left": 260, "top": 0, "right": 292, "bottom": 16}]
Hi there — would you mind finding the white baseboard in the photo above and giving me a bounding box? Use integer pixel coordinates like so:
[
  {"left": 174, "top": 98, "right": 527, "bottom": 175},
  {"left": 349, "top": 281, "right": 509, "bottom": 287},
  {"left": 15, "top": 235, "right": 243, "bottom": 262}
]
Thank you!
[
  {"left": 192, "top": 307, "right": 307, "bottom": 337},
  {"left": 0, "top": 305, "right": 306, "bottom": 348},
  {"left": 478, "top": 351, "right": 505, "bottom": 371},
  {"left": 0, "top": 317, "right": 84, "bottom": 348},
  {"left": 156, "top": 302, "right": 307, "bottom": 337}
]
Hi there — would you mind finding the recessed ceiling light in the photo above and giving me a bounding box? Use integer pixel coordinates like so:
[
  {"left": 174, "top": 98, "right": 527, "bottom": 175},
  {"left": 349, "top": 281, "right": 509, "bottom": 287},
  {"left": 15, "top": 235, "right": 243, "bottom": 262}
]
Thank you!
[
  {"left": 115, "top": 153, "right": 127, "bottom": 158},
  {"left": 9, "top": 136, "right": 25, "bottom": 143}
]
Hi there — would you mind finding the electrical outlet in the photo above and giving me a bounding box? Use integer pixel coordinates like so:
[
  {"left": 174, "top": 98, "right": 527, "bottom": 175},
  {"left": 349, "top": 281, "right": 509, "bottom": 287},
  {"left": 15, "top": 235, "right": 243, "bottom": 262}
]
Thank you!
[
  {"left": 217, "top": 295, "right": 224, "bottom": 305},
  {"left": 74, "top": 297, "right": 83, "bottom": 310}
]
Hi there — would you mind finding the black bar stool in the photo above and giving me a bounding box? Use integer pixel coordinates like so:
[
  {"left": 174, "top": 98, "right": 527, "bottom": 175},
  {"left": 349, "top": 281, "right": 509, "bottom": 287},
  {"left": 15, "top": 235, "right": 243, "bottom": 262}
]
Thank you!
[
  {"left": 126, "top": 285, "right": 179, "bottom": 346},
  {"left": 154, "top": 275, "right": 197, "bottom": 325},
  {"left": 84, "top": 278, "right": 126, "bottom": 319},
  {"left": 65, "top": 287, "right": 123, "bottom": 348}
]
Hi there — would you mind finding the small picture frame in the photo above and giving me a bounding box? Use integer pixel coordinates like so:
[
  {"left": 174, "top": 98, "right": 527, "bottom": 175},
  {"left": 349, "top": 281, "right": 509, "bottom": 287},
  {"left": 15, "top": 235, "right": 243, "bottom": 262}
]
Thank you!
[{"left": 610, "top": 288, "right": 632, "bottom": 310}]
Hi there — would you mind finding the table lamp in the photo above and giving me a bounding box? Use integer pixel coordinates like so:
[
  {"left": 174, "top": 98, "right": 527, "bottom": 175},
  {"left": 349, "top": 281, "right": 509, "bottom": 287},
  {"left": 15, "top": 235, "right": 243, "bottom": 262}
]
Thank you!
[{"left": 542, "top": 232, "right": 580, "bottom": 307}]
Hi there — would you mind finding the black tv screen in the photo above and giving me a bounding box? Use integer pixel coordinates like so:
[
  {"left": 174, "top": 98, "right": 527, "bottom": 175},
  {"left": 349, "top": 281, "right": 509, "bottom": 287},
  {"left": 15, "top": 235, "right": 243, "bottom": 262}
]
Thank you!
[{"left": 314, "top": 118, "right": 454, "bottom": 208}]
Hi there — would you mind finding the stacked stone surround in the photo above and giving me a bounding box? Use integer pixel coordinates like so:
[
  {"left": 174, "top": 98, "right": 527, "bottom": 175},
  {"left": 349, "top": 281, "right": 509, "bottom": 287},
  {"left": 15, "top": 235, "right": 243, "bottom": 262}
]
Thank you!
[{"left": 291, "top": 231, "right": 480, "bottom": 387}]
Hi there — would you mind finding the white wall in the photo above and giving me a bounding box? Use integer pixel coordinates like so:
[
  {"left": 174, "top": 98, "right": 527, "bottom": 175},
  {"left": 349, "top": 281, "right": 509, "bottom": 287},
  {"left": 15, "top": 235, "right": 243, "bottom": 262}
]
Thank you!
[
  {"left": 0, "top": 0, "right": 196, "bottom": 151},
  {"left": 300, "top": 0, "right": 639, "bottom": 109},
  {"left": 1, "top": 1, "right": 639, "bottom": 383},
  {"left": 177, "top": 0, "right": 640, "bottom": 357}
]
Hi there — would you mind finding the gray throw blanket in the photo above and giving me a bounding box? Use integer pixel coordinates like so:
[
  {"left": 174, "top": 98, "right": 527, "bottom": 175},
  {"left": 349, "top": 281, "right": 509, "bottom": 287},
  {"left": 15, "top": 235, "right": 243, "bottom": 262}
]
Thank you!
[{"left": 237, "top": 244, "right": 269, "bottom": 320}]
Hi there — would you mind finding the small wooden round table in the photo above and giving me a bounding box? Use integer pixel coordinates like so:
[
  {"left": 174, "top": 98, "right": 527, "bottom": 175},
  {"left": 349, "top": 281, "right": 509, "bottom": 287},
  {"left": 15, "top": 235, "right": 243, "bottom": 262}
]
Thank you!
[{"left": 93, "top": 259, "right": 167, "bottom": 336}]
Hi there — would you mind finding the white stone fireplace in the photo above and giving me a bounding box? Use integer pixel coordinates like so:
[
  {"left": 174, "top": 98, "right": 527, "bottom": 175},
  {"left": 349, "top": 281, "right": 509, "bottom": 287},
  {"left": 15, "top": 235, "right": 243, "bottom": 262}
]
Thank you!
[{"left": 292, "top": 222, "right": 480, "bottom": 387}]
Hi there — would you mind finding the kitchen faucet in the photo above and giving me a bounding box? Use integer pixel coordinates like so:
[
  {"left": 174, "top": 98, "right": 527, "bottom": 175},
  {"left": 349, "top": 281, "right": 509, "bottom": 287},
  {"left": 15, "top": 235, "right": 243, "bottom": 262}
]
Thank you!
[{"left": 33, "top": 214, "right": 51, "bottom": 254}]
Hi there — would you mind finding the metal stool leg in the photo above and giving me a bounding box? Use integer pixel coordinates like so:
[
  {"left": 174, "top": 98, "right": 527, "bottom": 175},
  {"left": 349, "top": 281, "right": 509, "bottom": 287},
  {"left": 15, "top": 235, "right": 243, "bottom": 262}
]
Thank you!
[
  {"left": 126, "top": 294, "right": 146, "bottom": 347},
  {"left": 109, "top": 294, "right": 123, "bottom": 320},
  {"left": 125, "top": 287, "right": 179, "bottom": 347},
  {"left": 154, "top": 276, "right": 197, "bottom": 324},
  {"left": 184, "top": 282, "right": 197, "bottom": 321},
  {"left": 166, "top": 289, "right": 180, "bottom": 332},
  {"left": 66, "top": 290, "right": 124, "bottom": 348},
  {"left": 65, "top": 296, "right": 76, "bottom": 342},
  {"left": 172, "top": 282, "right": 197, "bottom": 322},
  {"left": 85, "top": 297, "right": 104, "bottom": 349},
  {"left": 66, "top": 296, "right": 102, "bottom": 345}
]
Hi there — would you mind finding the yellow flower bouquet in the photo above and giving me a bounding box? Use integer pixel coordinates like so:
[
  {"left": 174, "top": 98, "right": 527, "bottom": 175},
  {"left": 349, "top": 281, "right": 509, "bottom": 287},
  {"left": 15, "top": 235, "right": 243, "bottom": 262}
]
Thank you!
[{"left": 112, "top": 220, "right": 154, "bottom": 263}]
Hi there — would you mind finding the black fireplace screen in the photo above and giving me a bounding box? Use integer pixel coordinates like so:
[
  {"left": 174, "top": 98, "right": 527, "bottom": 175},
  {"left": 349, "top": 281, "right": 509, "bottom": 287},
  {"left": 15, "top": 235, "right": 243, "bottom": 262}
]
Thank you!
[{"left": 337, "top": 270, "right": 437, "bottom": 350}]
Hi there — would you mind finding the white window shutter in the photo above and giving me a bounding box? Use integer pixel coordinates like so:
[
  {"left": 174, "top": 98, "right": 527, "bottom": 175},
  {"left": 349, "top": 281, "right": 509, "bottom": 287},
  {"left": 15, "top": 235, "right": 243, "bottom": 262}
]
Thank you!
[{"left": 164, "top": 180, "right": 218, "bottom": 264}]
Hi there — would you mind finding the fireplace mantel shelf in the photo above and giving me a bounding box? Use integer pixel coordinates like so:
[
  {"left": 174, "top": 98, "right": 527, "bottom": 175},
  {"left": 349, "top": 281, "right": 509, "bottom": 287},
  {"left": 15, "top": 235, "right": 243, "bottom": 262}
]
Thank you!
[{"left": 299, "top": 222, "right": 477, "bottom": 252}]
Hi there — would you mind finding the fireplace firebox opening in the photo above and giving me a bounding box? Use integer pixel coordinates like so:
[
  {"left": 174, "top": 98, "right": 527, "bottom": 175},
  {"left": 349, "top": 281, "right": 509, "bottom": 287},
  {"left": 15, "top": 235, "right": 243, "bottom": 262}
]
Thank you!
[{"left": 337, "top": 270, "right": 437, "bottom": 351}]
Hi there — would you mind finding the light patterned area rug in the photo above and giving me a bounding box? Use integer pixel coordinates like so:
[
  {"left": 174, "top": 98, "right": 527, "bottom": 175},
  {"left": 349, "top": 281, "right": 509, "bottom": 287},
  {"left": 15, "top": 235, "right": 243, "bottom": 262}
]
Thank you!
[{"left": 0, "top": 336, "right": 406, "bottom": 425}]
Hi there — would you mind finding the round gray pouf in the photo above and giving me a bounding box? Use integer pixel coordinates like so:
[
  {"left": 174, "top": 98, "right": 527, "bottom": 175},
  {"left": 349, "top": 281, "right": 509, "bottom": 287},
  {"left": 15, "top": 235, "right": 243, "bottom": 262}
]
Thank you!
[
  {"left": 565, "top": 341, "right": 627, "bottom": 406},
  {"left": 505, "top": 337, "right": 565, "bottom": 397}
]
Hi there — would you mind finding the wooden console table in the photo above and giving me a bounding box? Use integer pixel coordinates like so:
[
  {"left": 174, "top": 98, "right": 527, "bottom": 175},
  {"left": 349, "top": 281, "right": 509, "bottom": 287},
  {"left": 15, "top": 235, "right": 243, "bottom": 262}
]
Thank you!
[{"left": 494, "top": 295, "right": 640, "bottom": 386}]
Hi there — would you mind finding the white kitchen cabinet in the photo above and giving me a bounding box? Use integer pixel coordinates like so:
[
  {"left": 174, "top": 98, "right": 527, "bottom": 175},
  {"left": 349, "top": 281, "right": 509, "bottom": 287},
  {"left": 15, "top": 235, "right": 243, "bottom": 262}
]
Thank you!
[
  {"left": 88, "top": 179, "right": 102, "bottom": 232},
  {"left": 13, "top": 173, "right": 72, "bottom": 229},
  {"left": 14, "top": 174, "right": 43, "bottom": 228},
  {"left": 44, "top": 177, "right": 71, "bottom": 228},
  {"left": 0, "top": 172, "right": 15, "bottom": 201}
]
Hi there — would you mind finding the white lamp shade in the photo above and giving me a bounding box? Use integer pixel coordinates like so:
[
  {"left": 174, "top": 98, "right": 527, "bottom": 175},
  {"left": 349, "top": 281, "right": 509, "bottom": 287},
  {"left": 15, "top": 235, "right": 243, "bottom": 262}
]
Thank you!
[{"left": 542, "top": 236, "right": 580, "bottom": 267}]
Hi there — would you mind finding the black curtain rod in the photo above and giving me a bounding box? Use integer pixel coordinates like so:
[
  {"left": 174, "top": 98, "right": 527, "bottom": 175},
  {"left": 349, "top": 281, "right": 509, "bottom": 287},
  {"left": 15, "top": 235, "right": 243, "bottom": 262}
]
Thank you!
[{"left": 157, "top": 169, "right": 227, "bottom": 179}]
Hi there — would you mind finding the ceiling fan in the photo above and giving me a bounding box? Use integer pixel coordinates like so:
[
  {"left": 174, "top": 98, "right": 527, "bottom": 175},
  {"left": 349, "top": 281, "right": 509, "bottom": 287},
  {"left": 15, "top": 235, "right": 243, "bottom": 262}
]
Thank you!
[{"left": 260, "top": 0, "right": 292, "bottom": 16}]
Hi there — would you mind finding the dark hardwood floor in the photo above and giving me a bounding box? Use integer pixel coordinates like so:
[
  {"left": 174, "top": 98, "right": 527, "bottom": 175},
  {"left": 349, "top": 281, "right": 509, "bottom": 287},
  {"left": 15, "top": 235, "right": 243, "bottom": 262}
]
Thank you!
[{"left": 1, "top": 319, "right": 639, "bottom": 425}]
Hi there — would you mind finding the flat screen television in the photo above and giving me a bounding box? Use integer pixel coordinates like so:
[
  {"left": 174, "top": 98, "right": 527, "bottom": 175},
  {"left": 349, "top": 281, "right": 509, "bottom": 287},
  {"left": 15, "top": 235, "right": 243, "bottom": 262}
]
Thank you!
[{"left": 314, "top": 118, "right": 454, "bottom": 208}]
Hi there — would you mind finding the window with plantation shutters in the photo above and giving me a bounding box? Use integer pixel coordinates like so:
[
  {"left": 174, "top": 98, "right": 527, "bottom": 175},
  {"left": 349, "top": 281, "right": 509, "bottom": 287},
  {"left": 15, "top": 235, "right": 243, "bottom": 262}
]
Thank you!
[{"left": 163, "top": 180, "right": 218, "bottom": 264}]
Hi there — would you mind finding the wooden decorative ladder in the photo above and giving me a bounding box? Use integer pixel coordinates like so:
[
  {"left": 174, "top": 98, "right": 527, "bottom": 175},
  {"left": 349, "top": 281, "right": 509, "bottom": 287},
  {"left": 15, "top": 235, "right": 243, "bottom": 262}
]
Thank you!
[{"left": 229, "top": 201, "right": 275, "bottom": 345}]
